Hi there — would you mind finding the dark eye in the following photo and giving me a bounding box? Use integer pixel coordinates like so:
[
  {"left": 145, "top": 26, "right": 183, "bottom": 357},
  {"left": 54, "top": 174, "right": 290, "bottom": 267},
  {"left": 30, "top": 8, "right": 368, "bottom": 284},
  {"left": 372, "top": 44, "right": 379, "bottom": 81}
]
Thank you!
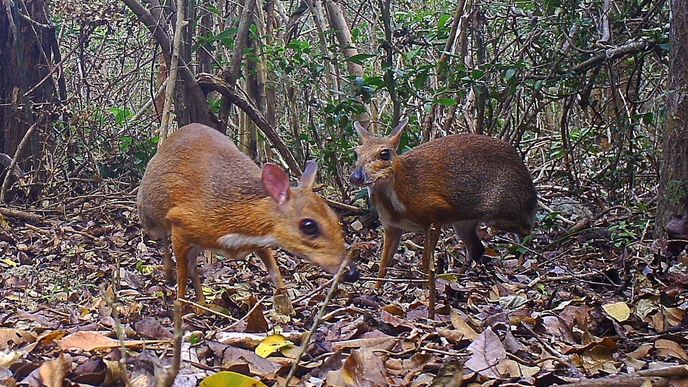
[
  {"left": 379, "top": 149, "right": 392, "bottom": 160},
  {"left": 299, "top": 219, "right": 320, "bottom": 237}
]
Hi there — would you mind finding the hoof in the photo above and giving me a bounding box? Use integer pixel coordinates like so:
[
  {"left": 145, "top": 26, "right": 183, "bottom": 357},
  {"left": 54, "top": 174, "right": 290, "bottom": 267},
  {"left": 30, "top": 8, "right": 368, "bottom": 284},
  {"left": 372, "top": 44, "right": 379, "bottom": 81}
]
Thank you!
[
  {"left": 344, "top": 265, "right": 360, "bottom": 282},
  {"left": 273, "top": 292, "right": 294, "bottom": 316}
]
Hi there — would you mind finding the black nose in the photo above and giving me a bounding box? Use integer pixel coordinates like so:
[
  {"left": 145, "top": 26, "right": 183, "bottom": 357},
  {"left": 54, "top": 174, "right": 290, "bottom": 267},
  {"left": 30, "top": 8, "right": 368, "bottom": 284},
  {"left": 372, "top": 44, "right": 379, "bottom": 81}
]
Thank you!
[
  {"left": 350, "top": 168, "right": 365, "bottom": 186},
  {"left": 344, "top": 264, "right": 360, "bottom": 282}
]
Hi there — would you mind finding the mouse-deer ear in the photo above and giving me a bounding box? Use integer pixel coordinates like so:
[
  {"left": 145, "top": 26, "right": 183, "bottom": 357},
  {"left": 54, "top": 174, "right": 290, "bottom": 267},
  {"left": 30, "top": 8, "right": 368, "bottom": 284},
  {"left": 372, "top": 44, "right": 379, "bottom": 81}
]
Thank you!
[
  {"left": 299, "top": 160, "right": 318, "bottom": 189},
  {"left": 354, "top": 121, "right": 372, "bottom": 140},
  {"left": 389, "top": 117, "right": 409, "bottom": 149},
  {"left": 262, "top": 163, "right": 290, "bottom": 205}
]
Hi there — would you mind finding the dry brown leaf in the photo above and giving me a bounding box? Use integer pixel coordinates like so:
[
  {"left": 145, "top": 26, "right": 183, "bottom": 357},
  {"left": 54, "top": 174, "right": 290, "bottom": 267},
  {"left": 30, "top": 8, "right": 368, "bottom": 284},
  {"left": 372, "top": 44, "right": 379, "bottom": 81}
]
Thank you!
[
  {"left": 325, "top": 348, "right": 388, "bottom": 387},
  {"left": 651, "top": 312, "right": 666, "bottom": 332},
  {"left": 246, "top": 296, "right": 269, "bottom": 333},
  {"left": 562, "top": 336, "right": 617, "bottom": 355},
  {"left": 623, "top": 356, "right": 647, "bottom": 372},
  {"left": 58, "top": 331, "right": 145, "bottom": 352},
  {"left": 629, "top": 343, "right": 653, "bottom": 360},
  {"left": 71, "top": 358, "right": 107, "bottom": 385},
  {"left": 574, "top": 344, "right": 619, "bottom": 376},
  {"left": 496, "top": 358, "right": 540, "bottom": 378},
  {"left": 401, "top": 353, "right": 435, "bottom": 384},
  {"left": 133, "top": 318, "right": 173, "bottom": 339},
  {"left": 465, "top": 327, "right": 506, "bottom": 378},
  {"left": 381, "top": 304, "right": 405, "bottom": 316},
  {"left": 559, "top": 304, "right": 594, "bottom": 331},
  {"left": 437, "top": 328, "right": 471, "bottom": 344},
  {"left": 662, "top": 307, "right": 686, "bottom": 327},
  {"left": 654, "top": 339, "right": 688, "bottom": 361},
  {"left": 332, "top": 332, "right": 397, "bottom": 352},
  {"left": 38, "top": 355, "right": 69, "bottom": 387},
  {"left": 207, "top": 341, "right": 280, "bottom": 377},
  {"left": 449, "top": 309, "right": 479, "bottom": 340},
  {"left": 380, "top": 309, "right": 413, "bottom": 329},
  {"left": 0, "top": 328, "right": 37, "bottom": 349},
  {"left": 541, "top": 315, "right": 577, "bottom": 343}
]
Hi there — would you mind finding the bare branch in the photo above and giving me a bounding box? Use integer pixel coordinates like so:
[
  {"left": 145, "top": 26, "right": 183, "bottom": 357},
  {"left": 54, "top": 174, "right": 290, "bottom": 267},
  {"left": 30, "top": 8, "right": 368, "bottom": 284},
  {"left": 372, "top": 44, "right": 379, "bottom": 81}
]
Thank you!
[
  {"left": 159, "top": 0, "right": 187, "bottom": 141},
  {"left": 122, "top": 0, "right": 220, "bottom": 129},
  {"left": 197, "top": 73, "right": 302, "bottom": 175}
]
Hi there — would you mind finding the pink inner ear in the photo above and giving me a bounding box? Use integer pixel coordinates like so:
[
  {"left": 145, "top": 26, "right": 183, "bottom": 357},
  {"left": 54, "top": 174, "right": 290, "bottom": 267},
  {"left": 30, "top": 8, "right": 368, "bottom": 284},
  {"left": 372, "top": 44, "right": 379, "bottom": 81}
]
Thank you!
[{"left": 262, "top": 163, "right": 290, "bottom": 205}]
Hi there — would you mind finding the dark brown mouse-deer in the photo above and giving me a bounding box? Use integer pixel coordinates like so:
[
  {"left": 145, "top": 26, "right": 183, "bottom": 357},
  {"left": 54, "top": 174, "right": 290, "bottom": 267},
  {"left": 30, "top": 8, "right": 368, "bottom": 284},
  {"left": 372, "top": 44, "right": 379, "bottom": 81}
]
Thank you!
[
  {"left": 350, "top": 118, "right": 537, "bottom": 316},
  {"left": 138, "top": 123, "right": 353, "bottom": 314}
]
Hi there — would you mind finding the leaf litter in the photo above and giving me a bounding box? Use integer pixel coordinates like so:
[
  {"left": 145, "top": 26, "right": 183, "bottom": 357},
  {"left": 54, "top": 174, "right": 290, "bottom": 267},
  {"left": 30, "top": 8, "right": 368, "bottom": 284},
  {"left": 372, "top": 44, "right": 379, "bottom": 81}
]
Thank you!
[{"left": 0, "top": 194, "right": 687, "bottom": 386}]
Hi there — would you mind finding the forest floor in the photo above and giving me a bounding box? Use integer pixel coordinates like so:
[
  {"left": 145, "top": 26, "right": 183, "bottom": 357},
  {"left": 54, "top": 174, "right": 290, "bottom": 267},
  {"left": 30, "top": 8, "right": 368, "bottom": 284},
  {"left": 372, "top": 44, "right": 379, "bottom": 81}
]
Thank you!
[{"left": 1, "top": 190, "right": 687, "bottom": 386}]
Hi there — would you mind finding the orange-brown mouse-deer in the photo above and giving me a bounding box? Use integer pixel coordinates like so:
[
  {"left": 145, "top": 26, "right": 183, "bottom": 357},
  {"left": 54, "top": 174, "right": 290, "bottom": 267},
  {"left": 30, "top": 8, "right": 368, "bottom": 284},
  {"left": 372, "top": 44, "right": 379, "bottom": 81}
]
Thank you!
[
  {"left": 138, "top": 123, "right": 354, "bottom": 315},
  {"left": 351, "top": 118, "right": 537, "bottom": 313}
]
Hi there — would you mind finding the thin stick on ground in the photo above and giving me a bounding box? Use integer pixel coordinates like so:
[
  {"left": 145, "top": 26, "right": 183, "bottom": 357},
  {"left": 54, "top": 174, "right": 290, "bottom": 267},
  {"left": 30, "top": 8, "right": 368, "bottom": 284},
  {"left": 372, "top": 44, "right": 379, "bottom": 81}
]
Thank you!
[
  {"left": 284, "top": 258, "right": 352, "bottom": 385},
  {"left": 160, "top": 300, "right": 184, "bottom": 387},
  {"left": 177, "top": 298, "right": 239, "bottom": 321},
  {"left": 100, "top": 284, "right": 133, "bottom": 387}
]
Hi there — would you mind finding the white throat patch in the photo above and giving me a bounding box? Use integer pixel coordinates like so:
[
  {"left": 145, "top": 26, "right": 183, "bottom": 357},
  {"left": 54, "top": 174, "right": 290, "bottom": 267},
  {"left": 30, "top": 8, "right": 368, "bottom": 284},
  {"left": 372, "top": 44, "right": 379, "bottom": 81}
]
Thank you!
[
  {"left": 217, "top": 234, "right": 277, "bottom": 250},
  {"left": 373, "top": 182, "right": 406, "bottom": 213}
]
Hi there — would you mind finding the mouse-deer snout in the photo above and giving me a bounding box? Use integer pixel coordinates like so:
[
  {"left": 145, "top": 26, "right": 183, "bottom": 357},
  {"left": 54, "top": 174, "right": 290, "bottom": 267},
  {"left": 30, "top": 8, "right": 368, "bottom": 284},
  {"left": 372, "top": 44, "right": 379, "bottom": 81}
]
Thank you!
[{"left": 350, "top": 167, "right": 367, "bottom": 186}]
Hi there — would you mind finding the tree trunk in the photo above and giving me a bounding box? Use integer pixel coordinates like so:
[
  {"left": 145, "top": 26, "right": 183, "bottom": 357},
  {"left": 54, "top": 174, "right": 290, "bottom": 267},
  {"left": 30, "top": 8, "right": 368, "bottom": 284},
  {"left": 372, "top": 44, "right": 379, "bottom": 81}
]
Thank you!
[
  {"left": 657, "top": 0, "right": 688, "bottom": 236},
  {"left": 0, "top": 0, "right": 58, "bottom": 201},
  {"left": 324, "top": 0, "right": 370, "bottom": 128}
]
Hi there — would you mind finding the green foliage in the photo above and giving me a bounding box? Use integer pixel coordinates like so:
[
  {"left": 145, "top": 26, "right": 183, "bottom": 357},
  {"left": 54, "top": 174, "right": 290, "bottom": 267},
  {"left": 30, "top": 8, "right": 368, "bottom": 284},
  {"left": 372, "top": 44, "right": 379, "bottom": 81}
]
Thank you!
[
  {"left": 608, "top": 221, "right": 639, "bottom": 248},
  {"left": 109, "top": 107, "right": 133, "bottom": 125},
  {"left": 118, "top": 135, "right": 159, "bottom": 168}
]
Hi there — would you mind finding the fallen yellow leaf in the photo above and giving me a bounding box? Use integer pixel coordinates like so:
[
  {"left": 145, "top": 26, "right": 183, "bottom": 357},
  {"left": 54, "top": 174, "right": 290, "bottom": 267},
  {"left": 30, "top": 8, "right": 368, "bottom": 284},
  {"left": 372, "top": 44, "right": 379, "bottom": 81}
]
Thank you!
[
  {"left": 254, "top": 334, "right": 293, "bottom": 358},
  {"left": 200, "top": 371, "right": 267, "bottom": 387},
  {"left": 602, "top": 302, "right": 630, "bottom": 322},
  {"left": 1, "top": 258, "right": 18, "bottom": 267}
]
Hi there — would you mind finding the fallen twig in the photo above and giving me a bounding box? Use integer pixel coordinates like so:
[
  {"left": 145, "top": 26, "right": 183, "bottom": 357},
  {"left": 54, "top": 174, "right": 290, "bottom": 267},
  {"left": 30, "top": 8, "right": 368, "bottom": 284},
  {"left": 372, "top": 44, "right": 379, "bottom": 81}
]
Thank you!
[
  {"left": 324, "top": 198, "right": 365, "bottom": 215},
  {"left": 177, "top": 298, "right": 239, "bottom": 322},
  {"left": 227, "top": 296, "right": 267, "bottom": 329},
  {"left": 559, "top": 364, "right": 688, "bottom": 387},
  {"left": 0, "top": 207, "right": 42, "bottom": 223}
]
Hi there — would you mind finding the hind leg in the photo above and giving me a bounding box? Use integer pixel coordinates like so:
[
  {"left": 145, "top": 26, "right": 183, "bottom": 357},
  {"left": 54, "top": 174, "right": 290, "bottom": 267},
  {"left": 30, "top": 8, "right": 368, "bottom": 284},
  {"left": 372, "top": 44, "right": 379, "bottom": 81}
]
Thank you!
[
  {"left": 161, "top": 238, "right": 175, "bottom": 284},
  {"left": 453, "top": 221, "right": 484, "bottom": 271},
  {"left": 187, "top": 246, "right": 204, "bottom": 305}
]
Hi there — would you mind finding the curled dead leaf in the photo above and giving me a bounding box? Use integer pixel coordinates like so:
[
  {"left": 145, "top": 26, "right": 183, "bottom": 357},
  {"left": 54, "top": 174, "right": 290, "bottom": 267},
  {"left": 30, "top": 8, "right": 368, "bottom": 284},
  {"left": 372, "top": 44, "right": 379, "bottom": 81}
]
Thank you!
[
  {"left": 449, "top": 309, "right": 479, "bottom": 340},
  {"left": 496, "top": 358, "right": 540, "bottom": 378}
]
